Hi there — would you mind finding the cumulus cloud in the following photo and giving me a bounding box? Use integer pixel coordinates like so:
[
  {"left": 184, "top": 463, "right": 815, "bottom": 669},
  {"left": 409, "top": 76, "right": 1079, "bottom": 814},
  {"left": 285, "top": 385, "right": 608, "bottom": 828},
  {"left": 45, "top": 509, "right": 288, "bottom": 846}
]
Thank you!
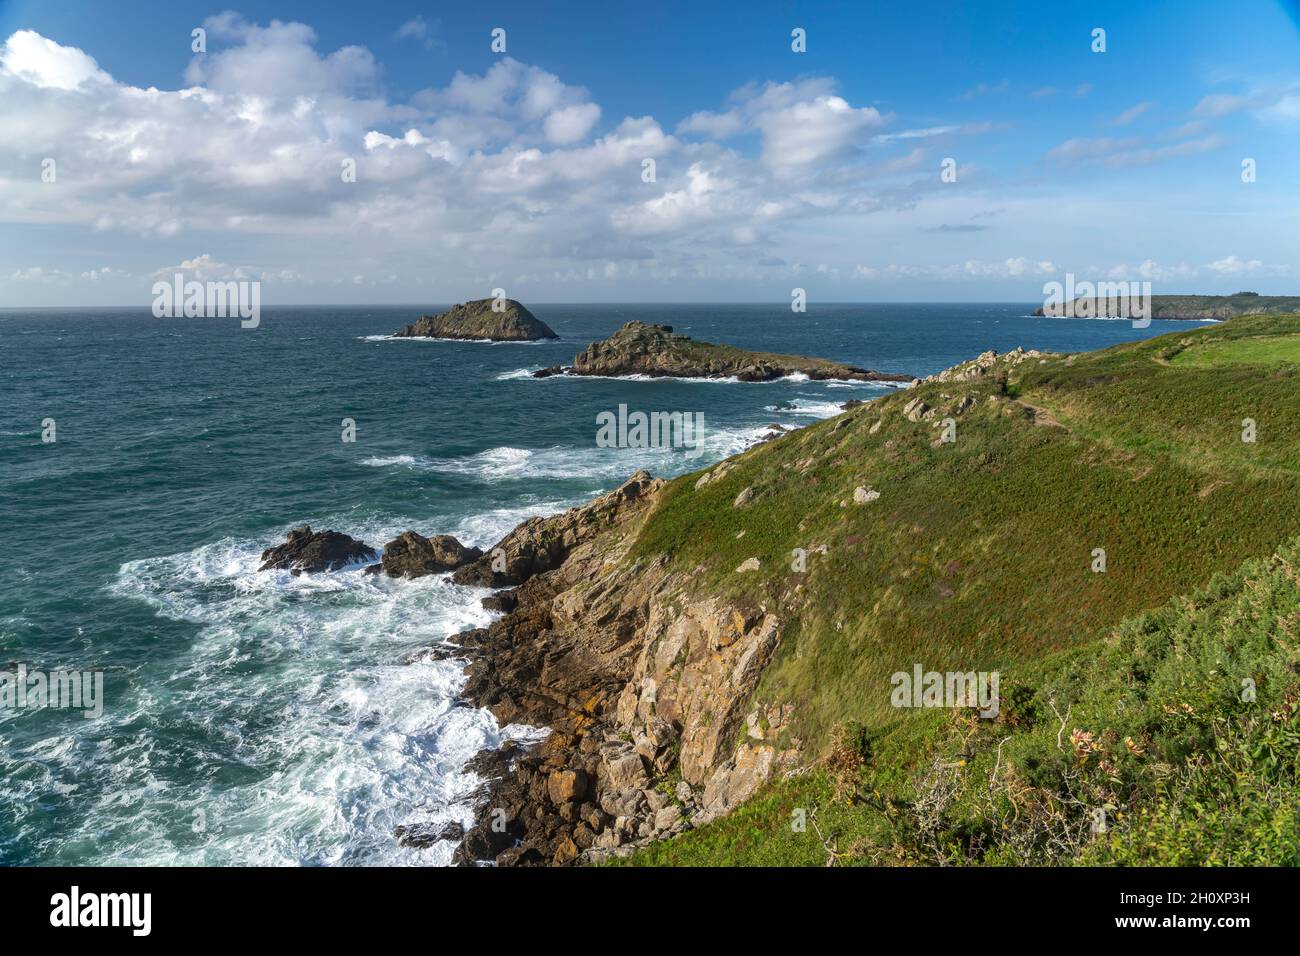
[
  {"left": 544, "top": 102, "right": 601, "bottom": 144},
  {"left": 0, "top": 29, "right": 109, "bottom": 90},
  {"left": 674, "top": 79, "right": 886, "bottom": 170},
  {"left": 1, "top": 17, "right": 1282, "bottom": 303}
]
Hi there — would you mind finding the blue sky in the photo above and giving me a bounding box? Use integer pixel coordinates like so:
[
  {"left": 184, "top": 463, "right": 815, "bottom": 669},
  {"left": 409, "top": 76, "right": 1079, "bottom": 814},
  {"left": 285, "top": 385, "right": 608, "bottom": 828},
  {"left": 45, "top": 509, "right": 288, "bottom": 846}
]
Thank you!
[{"left": 2, "top": 0, "right": 1300, "bottom": 304}]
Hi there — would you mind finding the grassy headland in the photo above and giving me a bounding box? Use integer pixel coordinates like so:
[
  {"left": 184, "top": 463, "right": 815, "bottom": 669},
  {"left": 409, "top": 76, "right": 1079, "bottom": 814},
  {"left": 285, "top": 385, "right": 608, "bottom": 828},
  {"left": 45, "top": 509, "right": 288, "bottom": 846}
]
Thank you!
[{"left": 614, "top": 312, "right": 1300, "bottom": 865}]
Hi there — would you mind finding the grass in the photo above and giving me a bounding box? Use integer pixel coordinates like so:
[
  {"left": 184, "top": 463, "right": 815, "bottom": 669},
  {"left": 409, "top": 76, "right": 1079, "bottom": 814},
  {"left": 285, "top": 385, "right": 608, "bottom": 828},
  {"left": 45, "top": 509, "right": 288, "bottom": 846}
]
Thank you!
[
  {"left": 615, "top": 532, "right": 1300, "bottom": 866},
  {"left": 1166, "top": 332, "right": 1300, "bottom": 368},
  {"left": 631, "top": 313, "right": 1300, "bottom": 750},
  {"left": 607, "top": 313, "right": 1300, "bottom": 865}
]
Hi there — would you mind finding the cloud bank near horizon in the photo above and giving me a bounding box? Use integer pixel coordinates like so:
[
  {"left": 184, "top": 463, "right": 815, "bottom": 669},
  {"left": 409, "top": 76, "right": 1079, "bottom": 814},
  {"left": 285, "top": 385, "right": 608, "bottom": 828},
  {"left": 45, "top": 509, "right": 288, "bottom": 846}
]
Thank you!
[{"left": 0, "top": 13, "right": 1295, "bottom": 306}]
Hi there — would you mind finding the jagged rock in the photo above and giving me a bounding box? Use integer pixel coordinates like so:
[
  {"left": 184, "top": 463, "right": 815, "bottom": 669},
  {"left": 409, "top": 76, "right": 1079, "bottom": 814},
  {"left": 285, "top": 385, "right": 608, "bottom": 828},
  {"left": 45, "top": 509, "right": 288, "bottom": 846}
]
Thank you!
[
  {"left": 903, "top": 397, "right": 931, "bottom": 422},
  {"left": 698, "top": 744, "right": 777, "bottom": 824},
  {"left": 547, "top": 769, "right": 589, "bottom": 804},
  {"left": 393, "top": 298, "right": 558, "bottom": 341},
  {"left": 733, "top": 486, "right": 755, "bottom": 508},
  {"left": 853, "top": 487, "right": 880, "bottom": 504},
  {"left": 654, "top": 806, "right": 683, "bottom": 832},
  {"left": 394, "top": 821, "right": 465, "bottom": 848},
  {"left": 567, "top": 321, "right": 911, "bottom": 382},
  {"left": 258, "top": 526, "right": 376, "bottom": 574},
  {"left": 481, "top": 591, "right": 518, "bottom": 613},
  {"left": 404, "top": 644, "right": 461, "bottom": 664},
  {"left": 453, "top": 470, "right": 664, "bottom": 587},
  {"left": 735, "top": 557, "right": 761, "bottom": 573},
  {"left": 380, "top": 531, "right": 483, "bottom": 578},
  {"left": 695, "top": 459, "right": 735, "bottom": 489},
  {"left": 552, "top": 836, "right": 580, "bottom": 865},
  {"left": 602, "top": 751, "right": 650, "bottom": 791}
]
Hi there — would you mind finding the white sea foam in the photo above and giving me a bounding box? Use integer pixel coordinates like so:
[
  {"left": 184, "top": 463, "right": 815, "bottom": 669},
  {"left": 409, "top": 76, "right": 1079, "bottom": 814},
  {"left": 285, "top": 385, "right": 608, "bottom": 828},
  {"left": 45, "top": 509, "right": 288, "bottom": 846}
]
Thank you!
[
  {"left": 85, "top": 519, "right": 556, "bottom": 866},
  {"left": 506, "top": 370, "right": 824, "bottom": 384},
  {"left": 765, "top": 398, "right": 848, "bottom": 418},
  {"left": 495, "top": 367, "right": 541, "bottom": 380},
  {"left": 373, "top": 424, "right": 779, "bottom": 485}
]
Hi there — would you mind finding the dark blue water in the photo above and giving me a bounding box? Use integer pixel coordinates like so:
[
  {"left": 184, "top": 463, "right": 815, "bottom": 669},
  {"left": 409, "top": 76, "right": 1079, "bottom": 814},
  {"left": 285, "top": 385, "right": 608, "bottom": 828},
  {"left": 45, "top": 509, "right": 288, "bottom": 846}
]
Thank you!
[{"left": 0, "top": 303, "right": 1193, "bottom": 864}]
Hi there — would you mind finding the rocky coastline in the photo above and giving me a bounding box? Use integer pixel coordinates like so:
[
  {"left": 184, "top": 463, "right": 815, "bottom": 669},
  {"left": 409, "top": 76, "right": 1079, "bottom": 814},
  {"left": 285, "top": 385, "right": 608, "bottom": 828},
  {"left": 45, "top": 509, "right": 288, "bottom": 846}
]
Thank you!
[
  {"left": 261, "top": 344, "right": 1048, "bottom": 866},
  {"left": 1034, "top": 292, "right": 1300, "bottom": 321},
  {"left": 440, "top": 469, "right": 794, "bottom": 865}
]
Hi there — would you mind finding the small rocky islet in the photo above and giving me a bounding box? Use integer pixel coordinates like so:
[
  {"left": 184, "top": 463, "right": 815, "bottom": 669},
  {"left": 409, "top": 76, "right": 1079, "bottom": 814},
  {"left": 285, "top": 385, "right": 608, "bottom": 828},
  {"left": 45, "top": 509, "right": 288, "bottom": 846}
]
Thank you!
[
  {"left": 533, "top": 320, "right": 911, "bottom": 383},
  {"left": 257, "top": 526, "right": 482, "bottom": 577},
  {"left": 392, "top": 297, "right": 559, "bottom": 341}
]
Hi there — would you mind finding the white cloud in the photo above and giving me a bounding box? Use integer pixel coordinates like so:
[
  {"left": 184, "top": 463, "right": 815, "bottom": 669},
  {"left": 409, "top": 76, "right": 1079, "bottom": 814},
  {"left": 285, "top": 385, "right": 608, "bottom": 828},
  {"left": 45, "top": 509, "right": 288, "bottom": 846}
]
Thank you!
[
  {"left": 2, "top": 20, "right": 1290, "bottom": 304},
  {"left": 1204, "top": 255, "right": 1265, "bottom": 277},
  {"left": 1110, "top": 101, "right": 1153, "bottom": 126},
  {"left": 544, "top": 102, "right": 601, "bottom": 144},
  {"left": 1046, "top": 132, "right": 1225, "bottom": 168},
  {"left": 0, "top": 29, "right": 109, "bottom": 90},
  {"left": 674, "top": 79, "right": 886, "bottom": 170}
]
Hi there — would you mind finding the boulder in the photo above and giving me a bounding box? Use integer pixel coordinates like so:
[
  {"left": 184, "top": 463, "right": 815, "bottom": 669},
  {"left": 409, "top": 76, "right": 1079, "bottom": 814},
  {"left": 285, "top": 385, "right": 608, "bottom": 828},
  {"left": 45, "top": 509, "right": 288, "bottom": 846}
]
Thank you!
[
  {"left": 602, "top": 750, "right": 650, "bottom": 791},
  {"left": 853, "top": 487, "right": 881, "bottom": 505},
  {"left": 654, "top": 806, "right": 683, "bottom": 832},
  {"left": 546, "top": 769, "right": 590, "bottom": 804},
  {"left": 393, "top": 821, "right": 465, "bottom": 848},
  {"left": 258, "top": 526, "right": 376, "bottom": 574},
  {"left": 381, "top": 531, "right": 483, "bottom": 578}
]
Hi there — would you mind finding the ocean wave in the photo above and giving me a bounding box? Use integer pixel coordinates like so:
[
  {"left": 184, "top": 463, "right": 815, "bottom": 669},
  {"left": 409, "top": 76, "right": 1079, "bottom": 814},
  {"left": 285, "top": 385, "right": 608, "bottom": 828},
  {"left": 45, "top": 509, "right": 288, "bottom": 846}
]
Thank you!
[
  {"left": 765, "top": 399, "right": 848, "bottom": 418},
  {"left": 385, "top": 426, "right": 778, "bottom": 485},
  {"left": 68, "top": 517, "right": 554, "bottom": 866}
]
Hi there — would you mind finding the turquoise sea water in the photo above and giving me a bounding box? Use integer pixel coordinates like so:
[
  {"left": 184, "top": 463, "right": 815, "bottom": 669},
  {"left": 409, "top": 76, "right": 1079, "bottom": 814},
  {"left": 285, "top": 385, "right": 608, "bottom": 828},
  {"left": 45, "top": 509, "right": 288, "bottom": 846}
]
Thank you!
[{"left": 0, "top": 303, "right": 1195, "bottom": 865}]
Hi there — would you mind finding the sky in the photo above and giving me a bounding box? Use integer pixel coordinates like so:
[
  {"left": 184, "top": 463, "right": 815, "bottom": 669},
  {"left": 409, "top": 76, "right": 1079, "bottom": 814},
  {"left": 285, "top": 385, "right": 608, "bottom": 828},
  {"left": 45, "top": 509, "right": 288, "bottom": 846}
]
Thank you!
[{"left": 2, "top": 0, "right": 1300, "bottom": 306}]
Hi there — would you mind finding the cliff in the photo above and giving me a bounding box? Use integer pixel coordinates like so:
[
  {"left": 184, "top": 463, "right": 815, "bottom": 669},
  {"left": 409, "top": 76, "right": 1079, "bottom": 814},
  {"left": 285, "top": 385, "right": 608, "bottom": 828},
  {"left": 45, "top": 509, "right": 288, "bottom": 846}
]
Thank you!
[
  {"left": 533, "top": 321, "right": 911, "bottom": 382},
  {"left": 1035, "top": 292, "right": 1300, "bottom": 320},
  {"left": 394, "top": 298, "right": 558, "bottom": 341},
  {"left": 443, "top": 312, "right": 1300, "bottom": 866}
]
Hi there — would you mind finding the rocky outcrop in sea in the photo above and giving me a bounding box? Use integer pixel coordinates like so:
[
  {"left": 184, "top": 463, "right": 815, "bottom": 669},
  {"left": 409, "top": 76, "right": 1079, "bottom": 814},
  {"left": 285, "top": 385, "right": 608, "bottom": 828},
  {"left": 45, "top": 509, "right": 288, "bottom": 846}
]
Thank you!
[
  {"left": 258, "top": 526, "right": 377, "bottom": 574},
  {"left": 531, "top": 321, "right": 909, "bottom": 382},
  {"left": 394, "top": 298, "right": 559, "bottom": 341}
]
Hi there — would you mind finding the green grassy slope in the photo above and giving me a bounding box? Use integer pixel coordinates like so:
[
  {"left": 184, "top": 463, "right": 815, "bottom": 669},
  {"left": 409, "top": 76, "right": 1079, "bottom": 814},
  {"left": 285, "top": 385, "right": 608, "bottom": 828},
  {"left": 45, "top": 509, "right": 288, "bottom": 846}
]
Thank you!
[
  {"left": 615, "top": 313, "right": 1300, "bottom": 865},
  {"left": 620, "top": 533, "right": 1300, "bottom": 865}
]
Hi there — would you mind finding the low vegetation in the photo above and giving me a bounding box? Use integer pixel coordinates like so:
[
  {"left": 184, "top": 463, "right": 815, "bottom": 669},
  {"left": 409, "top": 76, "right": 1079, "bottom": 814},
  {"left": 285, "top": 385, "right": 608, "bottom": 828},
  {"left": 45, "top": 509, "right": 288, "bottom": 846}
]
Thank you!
[{"left": 616, "top": 312, "right": 1300, "bottom": 865}]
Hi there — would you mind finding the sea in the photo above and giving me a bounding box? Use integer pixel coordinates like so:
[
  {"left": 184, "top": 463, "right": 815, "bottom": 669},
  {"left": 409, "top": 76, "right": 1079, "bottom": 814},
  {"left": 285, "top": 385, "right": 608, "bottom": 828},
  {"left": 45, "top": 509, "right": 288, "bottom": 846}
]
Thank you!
[{"left": 0, "top": 303, "right": 1201, "bottom": 865}]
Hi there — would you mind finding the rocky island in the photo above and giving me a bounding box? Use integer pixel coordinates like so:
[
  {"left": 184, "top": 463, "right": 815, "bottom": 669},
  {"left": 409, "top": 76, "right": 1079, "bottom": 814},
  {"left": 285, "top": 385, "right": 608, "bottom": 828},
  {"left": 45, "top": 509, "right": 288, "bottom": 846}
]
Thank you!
[
  {"left": 1035, "top": 291, "right": 1300, "bottom": 320},
  {"left": 532, "top": 321, "right": 910, "bottom": 383},
  {"left": 393, "top": 298, "right": 559, "bottom": 341}
]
